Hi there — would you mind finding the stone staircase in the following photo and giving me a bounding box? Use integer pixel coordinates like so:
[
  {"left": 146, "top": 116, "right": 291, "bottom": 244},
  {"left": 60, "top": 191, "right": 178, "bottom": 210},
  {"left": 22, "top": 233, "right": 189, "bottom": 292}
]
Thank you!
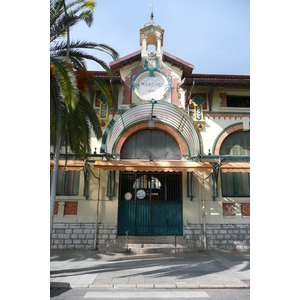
[{"left": 106, "top": 235, "right": 196, "bottom": 254}]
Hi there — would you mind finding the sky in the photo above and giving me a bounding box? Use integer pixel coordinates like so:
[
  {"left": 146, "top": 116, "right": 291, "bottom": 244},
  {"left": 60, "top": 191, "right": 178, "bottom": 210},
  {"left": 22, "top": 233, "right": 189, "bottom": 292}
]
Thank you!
[{"left": 69, "top": 0, "right": 250, "bottom": 75}]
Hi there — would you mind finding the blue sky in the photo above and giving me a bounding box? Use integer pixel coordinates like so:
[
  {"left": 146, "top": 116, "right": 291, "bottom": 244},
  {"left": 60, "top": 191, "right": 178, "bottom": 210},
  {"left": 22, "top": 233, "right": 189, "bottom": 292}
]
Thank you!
[{"left": 70, "top": 0, "right": 250, "bottom": 75}]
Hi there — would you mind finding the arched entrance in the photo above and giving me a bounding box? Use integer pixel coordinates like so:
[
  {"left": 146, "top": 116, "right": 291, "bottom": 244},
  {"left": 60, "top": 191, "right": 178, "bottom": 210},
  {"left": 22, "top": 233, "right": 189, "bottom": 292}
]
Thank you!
[
  {"left": 118, "top": 129, "right": 183, "bottom": 236},
  {"left": 100, "top": 102, "right": 201, "bottom": 236}
]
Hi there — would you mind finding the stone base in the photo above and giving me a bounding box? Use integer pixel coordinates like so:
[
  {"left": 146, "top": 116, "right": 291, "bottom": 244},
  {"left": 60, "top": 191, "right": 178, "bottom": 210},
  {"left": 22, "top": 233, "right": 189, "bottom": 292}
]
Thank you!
[
  {"left": 51, "top": 223, "right": 250, "bottom": 251},
  {"left": 51, "top": 223, "right": 117, "bottom": 250},
  {"left": 184, "top": 224, "right": 250, "bottom": 250}
]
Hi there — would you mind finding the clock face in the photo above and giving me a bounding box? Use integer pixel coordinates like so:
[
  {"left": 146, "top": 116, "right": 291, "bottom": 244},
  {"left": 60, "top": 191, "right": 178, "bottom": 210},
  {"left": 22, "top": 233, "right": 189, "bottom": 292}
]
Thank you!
[{"left": 136, "top": 189, "right": 146, "bottom": 199}]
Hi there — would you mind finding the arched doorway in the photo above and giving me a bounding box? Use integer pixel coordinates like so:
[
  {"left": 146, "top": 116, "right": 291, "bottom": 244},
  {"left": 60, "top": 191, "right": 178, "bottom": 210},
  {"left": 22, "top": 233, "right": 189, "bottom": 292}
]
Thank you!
[{"left": 118, "top": 129, "right": 183, "bottom": 236}]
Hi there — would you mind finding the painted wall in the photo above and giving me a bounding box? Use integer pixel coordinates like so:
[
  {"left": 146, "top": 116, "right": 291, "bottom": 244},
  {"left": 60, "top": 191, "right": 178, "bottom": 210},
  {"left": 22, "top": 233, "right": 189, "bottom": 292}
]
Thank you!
[
  {"left": 53, "top": 170, "right": 119, "bottom": 225},
  {"left": 54, "top": 169, "right": 249, "bottom": 228}
]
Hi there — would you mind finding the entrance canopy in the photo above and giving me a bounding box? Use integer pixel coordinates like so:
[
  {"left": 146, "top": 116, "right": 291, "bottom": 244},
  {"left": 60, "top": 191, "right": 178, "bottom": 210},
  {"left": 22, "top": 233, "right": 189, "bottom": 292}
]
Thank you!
[
  {"left": 101, "top": 102, "right": 201, "bottom": 158},
  {"left": 93, "top": 160, "right": 211, "bottom": 172},
  {"left": 50, "top": 159, "right": 250, "bottom": 173},
  {"left": 92, "top": 160, "right": 250, "bottom": 173}
]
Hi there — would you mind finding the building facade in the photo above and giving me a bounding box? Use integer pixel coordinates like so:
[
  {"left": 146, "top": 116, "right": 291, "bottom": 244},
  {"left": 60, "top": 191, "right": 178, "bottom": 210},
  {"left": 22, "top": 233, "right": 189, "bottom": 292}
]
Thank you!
[{"left": 50, "top": 17, "right": 250, "bottom": 252}]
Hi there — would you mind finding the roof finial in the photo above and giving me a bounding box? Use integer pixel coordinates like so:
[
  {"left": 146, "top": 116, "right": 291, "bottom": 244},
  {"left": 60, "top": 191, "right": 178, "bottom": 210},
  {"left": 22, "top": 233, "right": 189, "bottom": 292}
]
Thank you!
[{"left": 150, "top": 1, "right": 154, "bottom": 20}]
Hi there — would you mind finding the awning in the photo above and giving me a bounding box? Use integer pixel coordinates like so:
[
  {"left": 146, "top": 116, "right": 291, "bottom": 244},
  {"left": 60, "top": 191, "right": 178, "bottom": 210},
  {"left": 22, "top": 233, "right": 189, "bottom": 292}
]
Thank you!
[
  {"left": 92, "top": 160, "right": 250, "bottom": 173},
  {"left": 93, "top": 160, "right": 212, "bottom": 172},
  {"left": 50, "top": 160, "right": 250, "bottom": 173},
  {"left": 50, "top": 160, "right": 85, "bottom": 171},
  {"left": 221, "top": 162, "right": 250, "bottom": 173}
]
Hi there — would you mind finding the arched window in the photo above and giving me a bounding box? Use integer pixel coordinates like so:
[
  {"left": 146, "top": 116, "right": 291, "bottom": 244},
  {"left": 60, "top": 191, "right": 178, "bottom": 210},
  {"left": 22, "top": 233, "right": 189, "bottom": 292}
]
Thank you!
[
  {"left": 219, "top": 131, "right": 250, "bottom": 156},
  {"left": 220, "top": 131, "right": 250, "bottom": 197},
  {"left": 133, "top": 175, "right": 161, "bottom": 190},
  {"left": 121, "top": 129, "right": 181, "bottom": 160}
]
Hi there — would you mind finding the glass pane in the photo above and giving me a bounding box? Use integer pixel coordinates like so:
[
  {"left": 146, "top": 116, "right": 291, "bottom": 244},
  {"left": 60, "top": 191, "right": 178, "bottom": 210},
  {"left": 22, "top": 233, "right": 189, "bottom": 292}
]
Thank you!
[
  {"left": 63, "top": 171, "right": 80, "bottom": 196},
  {"left": 56, "top": 170, "right": 64, "bottom": 195},
  {"left": 236, "top": 172, "right": 250, "bottom": 197},
  {"left": 166, "top": 134, "right": 181, "bottom": 159},
  {"left": 121, "top": 134, "right": 136, "bottom": 158},
  {"left": 237, "top": 132, "right": 245, "bottom": 147},
  {"left": 232, "top": 146, "right": 239, "bottom": 156},
  {"left": 136, "top": 130, "right": 151, "bottom": 159},
  {"left": 221, "top": 173, "right": 235, "bottom": 197},
  {"left": 151, "top": 131, "right": 166, "bottom": 159},
  {"left": 240, "top": 146, "right": 246, "bottom": 155},
  {"left": 72, "top": 171, "right": 80, "bottom": 195},
  {"left": 65, "top": 171, "right": 74, "bottom": 195}
]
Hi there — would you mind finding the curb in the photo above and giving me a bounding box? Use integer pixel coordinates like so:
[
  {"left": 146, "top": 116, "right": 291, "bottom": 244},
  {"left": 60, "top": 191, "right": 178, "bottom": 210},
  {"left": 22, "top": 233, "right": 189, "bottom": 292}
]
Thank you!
[{"left": 50, "top": 282, "right": 250, "bottom": 290}]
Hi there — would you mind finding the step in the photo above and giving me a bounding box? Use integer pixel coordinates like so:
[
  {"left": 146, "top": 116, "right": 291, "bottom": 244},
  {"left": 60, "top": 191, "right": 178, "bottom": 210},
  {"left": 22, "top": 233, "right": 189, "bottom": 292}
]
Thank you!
[
  {"left": 106, "top": 236, "right": 192, "bottom": 254},
  {"left": 107, "top": 245, "right": 190, "bottom": 254},
  {"left": 116, "top": 236, "right": 186, "bottom": 244}
]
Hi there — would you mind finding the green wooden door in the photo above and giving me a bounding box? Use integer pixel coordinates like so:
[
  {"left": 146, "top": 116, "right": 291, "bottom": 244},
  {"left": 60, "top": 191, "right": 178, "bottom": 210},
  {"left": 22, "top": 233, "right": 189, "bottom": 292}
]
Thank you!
[{"left": 118, "top": 172, "right": 182, "bottom": 236}]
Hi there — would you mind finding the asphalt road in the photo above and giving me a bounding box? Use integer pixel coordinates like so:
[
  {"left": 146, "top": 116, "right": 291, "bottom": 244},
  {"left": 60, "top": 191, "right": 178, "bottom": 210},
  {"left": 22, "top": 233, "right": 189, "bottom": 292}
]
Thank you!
[{"left": 50, "top": 288, "right": 250, "bottom": 300}]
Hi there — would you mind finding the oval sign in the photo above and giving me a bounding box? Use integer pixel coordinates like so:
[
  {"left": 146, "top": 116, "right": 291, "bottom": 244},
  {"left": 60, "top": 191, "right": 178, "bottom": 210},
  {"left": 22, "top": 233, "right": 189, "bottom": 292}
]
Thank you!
[
  {"left": 136, "top": 189, "right": 146, "bottom": 199},
  {"left": 124, "top": 192, "right": 132, "bottom": 201},
  {"left": 137, "top": 76, "right": 165, "bottom": 100}
]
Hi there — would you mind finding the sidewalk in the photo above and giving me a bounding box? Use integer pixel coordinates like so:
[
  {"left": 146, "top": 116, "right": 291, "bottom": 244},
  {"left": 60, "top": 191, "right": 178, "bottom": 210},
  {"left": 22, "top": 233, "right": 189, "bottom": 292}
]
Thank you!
[{"left": 50, "top": 249, "right": 250, "bottom": 289}]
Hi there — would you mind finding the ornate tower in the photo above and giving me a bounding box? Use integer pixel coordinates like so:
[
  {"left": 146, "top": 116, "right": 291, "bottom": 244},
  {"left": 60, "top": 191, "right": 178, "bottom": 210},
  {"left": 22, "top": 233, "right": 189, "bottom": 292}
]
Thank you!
[{"left": 140, "top": 11, "right": 164, "bottom": 58}]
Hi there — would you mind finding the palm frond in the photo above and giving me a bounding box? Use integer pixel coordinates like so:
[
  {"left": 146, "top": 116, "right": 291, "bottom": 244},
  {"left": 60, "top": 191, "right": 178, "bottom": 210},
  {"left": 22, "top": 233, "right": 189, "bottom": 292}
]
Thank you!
[
  {"left": 78, "top": 91, "right": 102, "bottom": 140},
  {"left": 50, "top": 0, "right": 118, "bottom": 160},
  {"left": 50, "top": 76, "right": 68, "bottom": 147},
  {"left": 91, "top": 77, "right": 113, "bottom": 108},
  {"left": 52, "top": 40, "right": 119, "bottom": 61},
  {"left": 54, "top": 48, "right": 112, "bottom": 73},
  {"left": 50, "top": 56, "right": 79, "bottom": 110}
]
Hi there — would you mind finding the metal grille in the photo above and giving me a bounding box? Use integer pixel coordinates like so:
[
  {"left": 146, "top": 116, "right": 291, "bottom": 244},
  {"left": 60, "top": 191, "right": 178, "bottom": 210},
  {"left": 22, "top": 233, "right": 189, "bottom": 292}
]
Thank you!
[{"left": 118, "top": 172, "right": 182, "bottom": 236}]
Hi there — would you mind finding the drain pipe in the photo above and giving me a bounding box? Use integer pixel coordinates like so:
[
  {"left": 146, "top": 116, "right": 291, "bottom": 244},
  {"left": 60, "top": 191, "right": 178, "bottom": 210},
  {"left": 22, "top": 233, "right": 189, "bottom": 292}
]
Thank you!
[
  {"left": 201, "top": 173, "right": 207, "bottom": 250},
  {"left": 93, "top": 170, "right": 101, "bottom": 250}
]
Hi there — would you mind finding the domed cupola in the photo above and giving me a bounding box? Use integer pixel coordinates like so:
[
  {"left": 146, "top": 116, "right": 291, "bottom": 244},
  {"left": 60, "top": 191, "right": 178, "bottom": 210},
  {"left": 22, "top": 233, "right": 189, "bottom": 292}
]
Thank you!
[{"left": 140, "top": 11, "right": 164, "bottom": 57}]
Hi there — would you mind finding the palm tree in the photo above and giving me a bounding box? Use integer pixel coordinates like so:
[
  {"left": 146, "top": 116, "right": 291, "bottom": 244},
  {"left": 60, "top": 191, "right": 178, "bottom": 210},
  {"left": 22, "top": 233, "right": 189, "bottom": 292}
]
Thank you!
[{"left": 50, "top": 0, "right": 119, "bottom": 238}]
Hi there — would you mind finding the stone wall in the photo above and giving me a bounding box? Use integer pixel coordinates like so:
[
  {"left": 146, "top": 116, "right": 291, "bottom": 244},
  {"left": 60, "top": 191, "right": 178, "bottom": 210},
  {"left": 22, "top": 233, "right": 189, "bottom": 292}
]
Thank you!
[
  {"left": 206, "top": 224, "right": 250, "bottom": 250},
  {"left": 51, "top": 223, "right": 250, "bottom": 251},
  {"left": 51, "top": 223, "right": 117, "bottom": 251},
  {"left": 184, "top": 224, "right": 250, "bottom": 251}
]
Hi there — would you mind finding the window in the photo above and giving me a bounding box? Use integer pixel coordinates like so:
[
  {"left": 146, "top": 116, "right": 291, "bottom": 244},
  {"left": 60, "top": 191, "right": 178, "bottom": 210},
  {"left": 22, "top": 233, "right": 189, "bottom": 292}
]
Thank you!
[
  {"left": 105, "top": 171, "right": 116, "bottom": 200},
  {"left": 50, "top": 170, "right": 80, "bottom": 196},
  {"left": 221, "top": 172, "right": 250, "bottom": 197},
  {"left": 227, "top": 96, "right": 250, "bottom": 108},
  {"left": 219, "top": 130, "right": 250, "bottom": 197},
  {"left": 220, "top": 131, "right": 250, "bottom": 156},
  {"left": 121, "top": 130, "right": 181, "bottom": 160},
  {"left": 134, "top": 175, "right": 161, "bottom": 190}
]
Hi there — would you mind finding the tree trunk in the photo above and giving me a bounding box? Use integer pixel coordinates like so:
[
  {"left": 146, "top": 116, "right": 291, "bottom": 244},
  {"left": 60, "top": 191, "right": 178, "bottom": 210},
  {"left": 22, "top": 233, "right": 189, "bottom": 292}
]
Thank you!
[
  {"left": 50, "top": 136, "right": 61, "bottom": 240},
  {"left": 50, "top": 0, "right": 69, "bottom": 243}
]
